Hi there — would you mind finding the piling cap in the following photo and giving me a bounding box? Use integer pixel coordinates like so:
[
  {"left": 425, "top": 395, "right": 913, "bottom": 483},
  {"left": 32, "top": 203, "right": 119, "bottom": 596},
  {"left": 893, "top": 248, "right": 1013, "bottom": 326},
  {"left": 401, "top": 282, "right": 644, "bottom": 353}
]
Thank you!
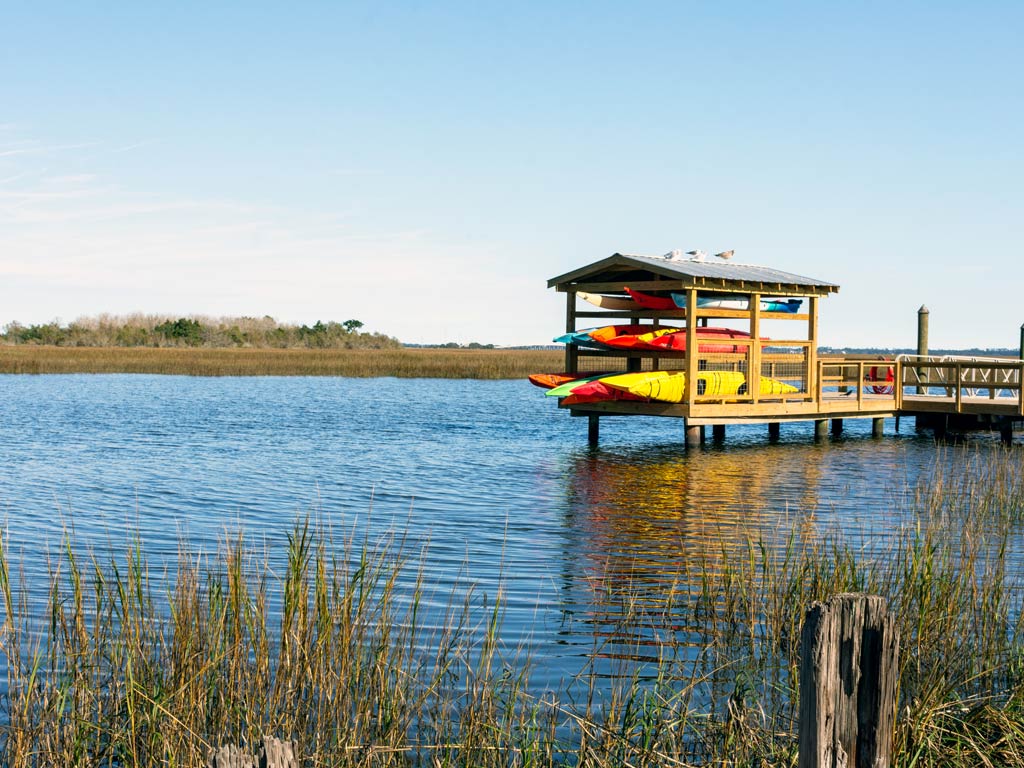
[{"left": 919, "top": 305, "right": 929, "bottom": 313}]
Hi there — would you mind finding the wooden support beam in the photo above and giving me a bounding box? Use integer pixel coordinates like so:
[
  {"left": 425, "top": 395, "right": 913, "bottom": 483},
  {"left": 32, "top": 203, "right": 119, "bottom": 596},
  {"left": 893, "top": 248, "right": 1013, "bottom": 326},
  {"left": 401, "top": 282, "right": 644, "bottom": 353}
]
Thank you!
[
  {"left": 565, "top": 290, "right": 578, "bottom": 374},
  {"left": 685, "top": 288, "right": 699, "bottom": 407},
  {"left": 832, "top": 418, "right": 844, "bottom": 435},
  {"left": 685, "top": 423, "right": 702, "bottom": 448},
  {"left": 815, "top": 419, "right": 829, "bottom": 440},
  {"left": 798, "top": 594, "right": 899, "bottom": 768},
  {"left": 588, "top": 415, "right": 600, "bottom": 445},
  {"left": 712, "top": 424, "right": 726, "bottom": 441},
  {"left": 872, "top": 418, "right": 885, "bottom": 438},
  {"left": 750, "top": 292, "right": 762, "bottom": 405},
  {"left": 808, "top": 295, "right": 819, "bottom": 400},
  {"left": 768, "top": 422, "right": 781, "bottom": 441}
]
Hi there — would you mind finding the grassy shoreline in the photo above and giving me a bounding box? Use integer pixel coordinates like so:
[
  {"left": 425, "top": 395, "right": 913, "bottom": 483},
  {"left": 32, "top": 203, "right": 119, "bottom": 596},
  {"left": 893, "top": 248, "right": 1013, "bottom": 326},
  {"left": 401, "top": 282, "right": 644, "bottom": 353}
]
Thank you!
[
  {"left": 3, "top": 451, "right": 1024, "bottom": 765},
  {"left": 0, "top": 345, "right": 563, "bottom": 378}
]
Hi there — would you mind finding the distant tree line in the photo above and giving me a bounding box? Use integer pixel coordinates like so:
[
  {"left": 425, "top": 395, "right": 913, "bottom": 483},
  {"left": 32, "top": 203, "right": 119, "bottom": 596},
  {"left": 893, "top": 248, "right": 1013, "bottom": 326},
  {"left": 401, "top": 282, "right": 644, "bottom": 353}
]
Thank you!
[{"left": 1, "top": 314, "right": 401, "bottom": 350}]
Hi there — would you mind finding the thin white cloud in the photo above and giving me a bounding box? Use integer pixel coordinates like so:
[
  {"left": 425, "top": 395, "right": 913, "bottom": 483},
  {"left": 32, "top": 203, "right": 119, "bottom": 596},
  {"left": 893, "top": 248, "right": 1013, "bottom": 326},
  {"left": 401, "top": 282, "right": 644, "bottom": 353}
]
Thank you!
[{"left": 0, "top": 141, "right": 99, "bottom": 158}]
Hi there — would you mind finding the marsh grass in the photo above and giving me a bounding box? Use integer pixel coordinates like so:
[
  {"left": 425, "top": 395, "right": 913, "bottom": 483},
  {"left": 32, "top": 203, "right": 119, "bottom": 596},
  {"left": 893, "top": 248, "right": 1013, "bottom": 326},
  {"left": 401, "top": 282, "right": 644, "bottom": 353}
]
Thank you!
[
  {"left": 2, "top": 450, "right": 1024, "bottom": 765},
  {"left": 0, "top": 346, "right": 563, "bottom": 378}
]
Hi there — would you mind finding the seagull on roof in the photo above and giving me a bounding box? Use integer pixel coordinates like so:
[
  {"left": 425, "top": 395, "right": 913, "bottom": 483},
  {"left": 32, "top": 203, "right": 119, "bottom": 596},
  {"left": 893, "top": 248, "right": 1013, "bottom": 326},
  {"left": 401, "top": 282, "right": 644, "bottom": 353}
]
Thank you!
[
  {"left": 663, "top": 249, "right": 682, "bottom": 260},
  {"left": 715, "top": 250, "right": 735, "bottom": 260},
  {"left": 686, "top": 249, "right": 707, "bottom": 262}
]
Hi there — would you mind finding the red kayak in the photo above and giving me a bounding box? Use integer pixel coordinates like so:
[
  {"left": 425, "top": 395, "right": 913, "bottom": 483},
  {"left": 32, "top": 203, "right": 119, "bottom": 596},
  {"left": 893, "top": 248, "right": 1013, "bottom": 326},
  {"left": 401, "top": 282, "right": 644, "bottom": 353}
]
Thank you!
[
  {"left": 624, "top": 286, "right": 675, "bottom": 310},
  {"left": 599, "top": 326, "right": 756, "bottom": 353},
  {"left": 646, "top": 327, "right": 755, "bottom": 354}
]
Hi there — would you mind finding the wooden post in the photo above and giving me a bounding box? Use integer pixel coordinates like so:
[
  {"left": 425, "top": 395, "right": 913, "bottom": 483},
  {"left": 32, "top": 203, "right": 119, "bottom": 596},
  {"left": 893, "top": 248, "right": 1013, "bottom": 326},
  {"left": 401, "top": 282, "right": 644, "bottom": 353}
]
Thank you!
[
  {"left": 712, "top": 424, "right": 726, "bottom": 441},
  {"left": 685, "top": 423, "right": 702, "bottom": 448},
  {"left": 798, "top": 594, "right": 899, "bottom": 768},
  {"left": 750, "top": 292, "right": 762, "bottom": 404},
  {"left": 916, "top": 305, "right": 929, "bottom": 395},
  {"left": 872, "top": 418, "right": 884, "bottom": 438},
  {"left": 685, "top": 288, "right": 699, "bottom": 407},
  {"left": 831, "top": 418, "right": 843, "bottom": 435},
  {"left": 565, "top": 291, "right": 578, "bottom": 374},
  {"left": 808, "top": 296, "right": 819, "bottom": 400},
  {"left": 814, "top": 419, "right": 828, "bottom": 441},
  {"left": 588, "top": 414, "right": 600, "bottom": 445},
  {"left": 768, "top": 422, "right": 781, "bottom": 441},
  {"left": 209, "top": 738, "right": 297, "bottom": 768},
  {"left": 1001, "top": 420, "right": 1013, "bottom": 446}
]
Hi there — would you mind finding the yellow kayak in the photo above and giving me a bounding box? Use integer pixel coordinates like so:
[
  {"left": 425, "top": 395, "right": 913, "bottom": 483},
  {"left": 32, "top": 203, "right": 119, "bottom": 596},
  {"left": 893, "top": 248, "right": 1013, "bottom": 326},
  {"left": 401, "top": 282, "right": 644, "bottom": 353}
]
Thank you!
[{"left": 600, "top": 371, "right": 797, "bottom": 403}]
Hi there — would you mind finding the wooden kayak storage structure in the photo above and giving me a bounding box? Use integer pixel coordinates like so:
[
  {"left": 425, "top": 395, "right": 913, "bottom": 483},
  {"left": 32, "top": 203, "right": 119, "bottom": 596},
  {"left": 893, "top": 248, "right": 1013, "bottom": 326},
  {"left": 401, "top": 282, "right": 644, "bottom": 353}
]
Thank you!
[{"left": 548, "top": 253, "right": 1023, "bottom": 446}]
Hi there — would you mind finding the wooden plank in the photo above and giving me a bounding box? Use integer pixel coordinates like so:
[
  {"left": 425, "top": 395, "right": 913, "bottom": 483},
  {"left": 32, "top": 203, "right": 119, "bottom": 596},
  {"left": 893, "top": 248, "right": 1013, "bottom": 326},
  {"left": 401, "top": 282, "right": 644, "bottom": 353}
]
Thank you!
[{"left": 562, "top": 397, "right": 898, "bottom": 420}]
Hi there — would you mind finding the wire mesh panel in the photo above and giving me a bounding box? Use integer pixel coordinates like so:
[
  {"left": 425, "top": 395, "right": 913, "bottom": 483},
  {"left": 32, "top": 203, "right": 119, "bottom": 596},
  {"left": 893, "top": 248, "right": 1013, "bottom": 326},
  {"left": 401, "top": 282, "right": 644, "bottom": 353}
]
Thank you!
[{"left": 762, "top": 344, "right": 810, "bottom": 395}]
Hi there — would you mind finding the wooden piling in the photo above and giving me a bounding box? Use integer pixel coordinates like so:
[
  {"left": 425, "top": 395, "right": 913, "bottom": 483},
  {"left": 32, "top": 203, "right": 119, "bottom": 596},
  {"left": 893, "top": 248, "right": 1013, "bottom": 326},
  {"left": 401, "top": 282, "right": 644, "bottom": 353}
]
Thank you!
[
  {"left": 916, "top": 305, "right": 929, "bottom": 395},
  {"left": 209, "top": 738, "right": 297, "bottom": 768},
  {"left": 712, "top": 424, "right": 726, "bottom": 441},
  {"left": 588, "top": 414, "right": 600, "bottom": 445},
  {"left": 814, "top": 419, "right": 828, "bottom": 440},
  {"left": 872, "top": 418, "right": 884, "bottom": 438},
  {"left": 685, "top": 423, "right": 702, "bottom": 448},
  {"left": 831, "top": 418, "right": 843, "bottom": 435},
  {"left": 768, "top": 422, "right": 781, "bottom": 441},
  {"left": 798, "top": 594, "right": 899, "bottom": 768}
]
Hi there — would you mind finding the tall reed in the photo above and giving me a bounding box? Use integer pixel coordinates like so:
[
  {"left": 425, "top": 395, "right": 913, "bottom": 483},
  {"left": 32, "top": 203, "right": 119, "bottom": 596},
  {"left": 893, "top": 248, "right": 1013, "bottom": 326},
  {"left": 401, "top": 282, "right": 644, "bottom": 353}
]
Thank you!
[
  {"left": 2, "top": 449, "right": 1024, "bottom": 765},
  {"left": 0, "top": 346, "right": 563, "bottom": 379}
]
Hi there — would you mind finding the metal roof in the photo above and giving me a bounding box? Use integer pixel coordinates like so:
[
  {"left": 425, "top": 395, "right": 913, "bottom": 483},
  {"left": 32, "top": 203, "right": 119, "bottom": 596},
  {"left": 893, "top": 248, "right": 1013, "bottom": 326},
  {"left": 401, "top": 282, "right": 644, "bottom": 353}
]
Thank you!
[{"left": 547, "top": 253, "right": 839, "bottom": 295}]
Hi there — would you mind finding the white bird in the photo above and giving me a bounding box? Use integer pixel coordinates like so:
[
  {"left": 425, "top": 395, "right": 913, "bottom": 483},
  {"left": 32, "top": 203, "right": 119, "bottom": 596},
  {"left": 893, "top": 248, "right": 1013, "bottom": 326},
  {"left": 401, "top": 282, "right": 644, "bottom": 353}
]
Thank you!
[
  {"left": 686, "top": 249, "right": 707, "bottom": 262},
  {"left": 715, "top": 250, "right": 735, "bottom": 260},
  {"left": 663, "top": 249, "right": 682, "bottom": 260}
]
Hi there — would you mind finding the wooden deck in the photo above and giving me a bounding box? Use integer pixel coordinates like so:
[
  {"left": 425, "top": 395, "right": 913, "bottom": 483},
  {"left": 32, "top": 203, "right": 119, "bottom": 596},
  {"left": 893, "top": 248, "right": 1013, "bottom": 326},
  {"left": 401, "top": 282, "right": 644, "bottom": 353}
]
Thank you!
[
  {"left": 562, "top": 393, "right": 898, "bottom": 424},
  {"left": 562, "top": 358, "right": 1024, "bottom": 428}
]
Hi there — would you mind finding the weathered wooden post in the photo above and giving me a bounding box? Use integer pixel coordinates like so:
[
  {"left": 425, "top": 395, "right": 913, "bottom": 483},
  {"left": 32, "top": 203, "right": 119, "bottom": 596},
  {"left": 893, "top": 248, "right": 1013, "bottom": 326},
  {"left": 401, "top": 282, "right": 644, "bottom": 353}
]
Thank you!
[
  {"left": 685, "top": 422, "right": 703, "bottom": 448},
  {"left": 208, "top": 738, "right": 298, "bottom": 768},
  {"left": 798, "top": 593, "right": 899, "bottom": 768},
  {"left": 916, "top": 305, "right": 929, "bottom": 395}
]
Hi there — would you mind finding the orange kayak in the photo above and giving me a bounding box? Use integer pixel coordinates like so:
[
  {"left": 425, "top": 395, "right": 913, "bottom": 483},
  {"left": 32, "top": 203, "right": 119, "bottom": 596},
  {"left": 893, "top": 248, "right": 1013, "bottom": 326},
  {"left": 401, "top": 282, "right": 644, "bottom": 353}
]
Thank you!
[{"left": 528, "top": 371, "right": 612, "bottom": 389}]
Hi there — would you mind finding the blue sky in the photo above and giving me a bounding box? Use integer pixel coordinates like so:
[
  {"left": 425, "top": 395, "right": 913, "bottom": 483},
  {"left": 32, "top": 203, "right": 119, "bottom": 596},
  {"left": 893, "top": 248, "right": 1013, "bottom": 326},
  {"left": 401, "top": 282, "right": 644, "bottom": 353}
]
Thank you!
[{"left": 2, "top": 2, "right": 1022, "bottom": 347}]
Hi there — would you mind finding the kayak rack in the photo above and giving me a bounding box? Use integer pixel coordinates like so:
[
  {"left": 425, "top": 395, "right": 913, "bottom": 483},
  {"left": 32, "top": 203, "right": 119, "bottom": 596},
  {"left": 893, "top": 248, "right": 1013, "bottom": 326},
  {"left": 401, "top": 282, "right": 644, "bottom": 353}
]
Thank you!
[{"left": 547, "top": 254, "right": 1021, "bottom": 446}]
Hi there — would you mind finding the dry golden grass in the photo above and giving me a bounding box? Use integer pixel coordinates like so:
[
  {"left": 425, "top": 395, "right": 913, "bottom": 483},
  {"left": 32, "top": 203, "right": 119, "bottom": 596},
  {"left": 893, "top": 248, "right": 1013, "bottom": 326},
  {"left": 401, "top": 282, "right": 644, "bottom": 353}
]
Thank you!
[{"left": 0, "top": 345, "right": 564, "bottom": 379}]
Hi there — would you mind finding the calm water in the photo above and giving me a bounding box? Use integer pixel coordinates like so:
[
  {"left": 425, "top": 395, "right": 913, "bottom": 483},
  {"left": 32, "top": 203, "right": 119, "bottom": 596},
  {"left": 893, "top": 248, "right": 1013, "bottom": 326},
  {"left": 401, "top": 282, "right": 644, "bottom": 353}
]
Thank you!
[{"left": 0, "top": 374, "right": 1013, "bottom": 688}]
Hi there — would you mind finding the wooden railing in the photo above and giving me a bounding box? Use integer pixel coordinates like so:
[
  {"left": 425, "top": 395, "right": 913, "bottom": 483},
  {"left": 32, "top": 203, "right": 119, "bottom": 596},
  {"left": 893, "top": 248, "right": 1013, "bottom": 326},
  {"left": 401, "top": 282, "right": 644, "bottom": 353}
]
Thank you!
[
  {"left": 896, "top": 355, "right": 1024, "bottom": 415},
  {"left": 815, "top": 359, "right": 899, "bottom": 409}
]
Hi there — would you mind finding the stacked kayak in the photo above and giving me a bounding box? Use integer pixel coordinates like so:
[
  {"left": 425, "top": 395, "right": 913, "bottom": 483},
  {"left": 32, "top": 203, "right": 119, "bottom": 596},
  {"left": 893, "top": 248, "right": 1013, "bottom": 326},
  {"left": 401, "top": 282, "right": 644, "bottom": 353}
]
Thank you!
[
  {"left": 553, "top": 324, "right": 754, "bottom": 354},
  {"left": 533, "top": 369, "right": 798, "bottom": 404},
  {"left": 578, "top": 287, "right": 803, "bottom": 314}
]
